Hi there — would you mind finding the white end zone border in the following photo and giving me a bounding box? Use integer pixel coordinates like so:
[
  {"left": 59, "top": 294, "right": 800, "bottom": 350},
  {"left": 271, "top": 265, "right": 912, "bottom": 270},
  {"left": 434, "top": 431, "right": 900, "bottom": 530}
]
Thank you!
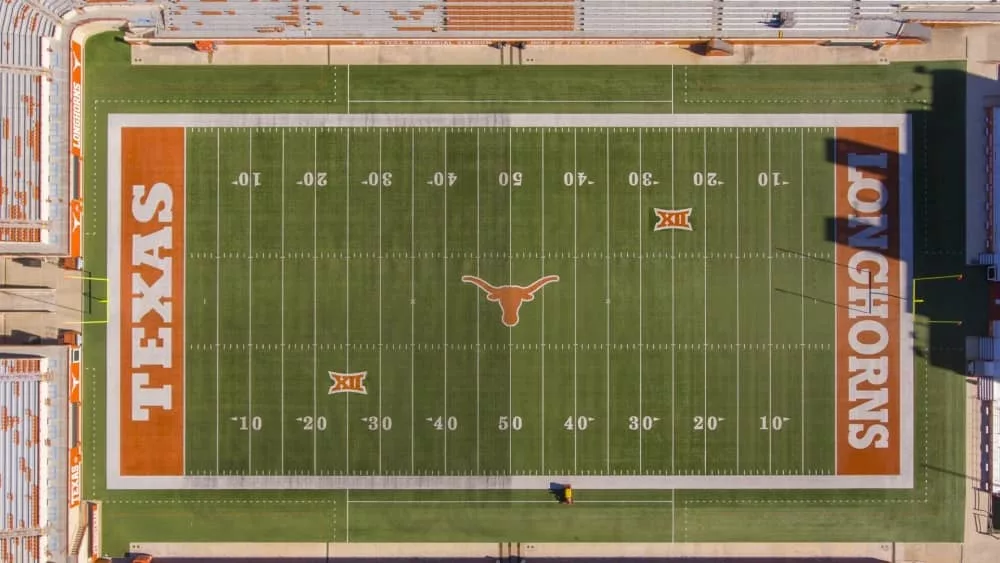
[{"left": 105, "top": 113, "right": 913, "bottom": 490}]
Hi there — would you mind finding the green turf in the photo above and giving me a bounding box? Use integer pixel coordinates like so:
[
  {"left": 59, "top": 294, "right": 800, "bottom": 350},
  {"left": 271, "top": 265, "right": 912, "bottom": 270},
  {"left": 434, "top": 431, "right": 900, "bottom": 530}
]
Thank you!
[
  {"left": 182, "top": 126, "right": 837, "bottom": 477},
  {"left": 81, "top": 30, "right": 969, "bottom": 548}
]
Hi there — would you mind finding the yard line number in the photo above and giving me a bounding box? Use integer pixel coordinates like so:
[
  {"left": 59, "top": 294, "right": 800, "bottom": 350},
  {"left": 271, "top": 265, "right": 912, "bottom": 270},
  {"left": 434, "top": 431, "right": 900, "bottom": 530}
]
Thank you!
[
  {"left": 233, "top": 172, "right": 261, "bottom": 188},
  {"left": 363, "top": 171, "right": 393, "bottom": 187},
  {"left": 692, "top": 415, "right": 723, "bottom": 431},
  {"left": 564, "top": 415, "right": 595, "bottom": 431},
  {"left": 563, "top": 172, "right": 593, "bottom": 187},
  {"left": 428, "top": 416, "right": 458, "bottom": 431},
  {"left": 760, "top": 415, "right": 790, "bottom": 431},
  {"left": 628, "top": 415, "right": 659, "bottom": 431},
  {"left": 756, "top": 172, "right": 788, "bottom": 187},
  {"left": 498, "top": 415, "right": 523, "bottom": 431},
  {"left": 627, "top": 171, "right": 659, "bottom": 187},
  {"left": 498, "top": 171, "right": 523, "bottom": 187},
  {"left": 692, "top": 171, "right": 723, "bottom": 187},
  {"left": 428, "top": 171, "right": 457, "bottom": 187},
  {"left": 234, "top": 415, "right": 262, "bottom": 431},
  {"left": 362, "top": 416, "right": 393, "bottom": 431},
  {"left": 298, "top": 415, "right": 327, "bottom": 431},
  {"left": 299, "top": 172, "right": 328, "bottom": 187}
]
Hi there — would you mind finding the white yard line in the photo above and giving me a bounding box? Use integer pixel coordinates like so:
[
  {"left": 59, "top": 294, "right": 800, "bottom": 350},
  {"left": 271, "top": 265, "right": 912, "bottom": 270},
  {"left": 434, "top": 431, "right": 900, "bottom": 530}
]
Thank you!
[
  {"left": 670, "top": 128, "right": 676, "bottom": 474},
  {"left": 248, "top": 128, "right": 254, "bottom": 474},
  {"left": 443, "top": 129, "right": 449, "bottom": 473},
  {"left": 540, "top": 131, "right": 546, "bottom": 473},
  {"left": 410, "top": 130, "right": 416, "bottom": 474},
  {"left": 508, "top": 129, "right": 513, "bottom": 474},
  {"left": 670, "top": 66, "right": 675, "bottom": 114},
  {"left": 605, "top": 129, "right": 611, "bottom": 473},
  {"left": 476, "top": 130, "right": 481, "bottom": 474},
  {"left": 767, "top": 128, "right": 774, "bottom": 474},
  {"left": 280, "top": 130, "right": 286, "bottom": 474},
  {"left": 573, "top": 129, "right": 579, "bottom": 473},
  {"left": 638, "top": 128, "right": 645, "bottom": 472},
  {"left": 832, "top": 130, "right": 838, "bottom": 469},
  {"left": 312, "top": 129, "right": 319, "bottom": 473},
  {"left": 215, "top": 129, "right": 221, "bottom": 474},
  {"left": 346, "top": 65, "right": 351, "bottom": 114},
  {"left": 378, "top": 129, "right": 384, "bottom": 474},
  {"left": 702, "top": 129, "right": 708, "bottom": 474},
  {"left": 800, "top": 129, "right": 806, "bottom": 472},
  {"left": 735, "top": 131, "right": 741, "bottom": 473},
  {"left": 346, "top": 129, "right": 352, "bottom": 474},
  {"left": 347, "top": 499, "right": 675, "bottom": 505},
  {"left": 349, "top": 99, "right": 674, "bottom": 104}
]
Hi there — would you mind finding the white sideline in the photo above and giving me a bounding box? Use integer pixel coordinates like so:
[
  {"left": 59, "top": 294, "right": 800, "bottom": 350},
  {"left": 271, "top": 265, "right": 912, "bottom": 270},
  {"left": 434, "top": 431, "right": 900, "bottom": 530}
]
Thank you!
[
  {"left": 105, "top": 113, "right": 913, "bottom": 492},
  {"left": 107, "top": 113, "right": 908, "bottom": 129}
]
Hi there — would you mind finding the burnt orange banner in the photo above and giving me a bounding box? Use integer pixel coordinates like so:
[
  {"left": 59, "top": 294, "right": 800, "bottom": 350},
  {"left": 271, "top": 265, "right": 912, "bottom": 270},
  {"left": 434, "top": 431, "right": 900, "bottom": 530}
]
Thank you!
[
  {"left": 120, "top": 127, "right": 185, "bottom": 476},
  {"left": 70, "top": 40, "right": 82, "bottom": 159},
  {"left": 69, "top": 348, "right": 80, "bottom": 404},
  {"left": 834, "top": 127, "right": 901, "bottom": 476},
  {"left": 69, "top": 445, "right": 81, "bottom": 508},
  {"left": 69, "top": 198, "right": 82, "bottom": 259}
]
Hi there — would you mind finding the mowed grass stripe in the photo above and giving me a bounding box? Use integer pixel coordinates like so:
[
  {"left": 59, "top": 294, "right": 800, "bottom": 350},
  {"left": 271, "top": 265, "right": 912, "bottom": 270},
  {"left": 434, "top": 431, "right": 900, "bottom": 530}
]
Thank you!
[
  {"left": 185, "top": 129, "right": 220, "bottom": 475},
  {"left": 576, "top": 129, "right": 612, "bottom": 474},
  {"left": 248, "top": 129, "right": 285, "bottom": 475},
  {"left": 639, "top": 129, "right": 675, "bottom": 474},
  {"left": 411, "top": 130, "right": 447, "bottom": 472},
  {"left": 380, "top": 131, "right": 418, "bottom": 475},
  {"left": 607, "top": 129, "right": 642, "bottom": 474},
  {"left": 347, "top": 130, "right": 386, "bottom": 474},
  {"left": 540, "top": 130, "right": 576, "bottom": 473},
  {"left": 768, "top": 128, "right": 807, "bottom": 474},
  {"left": 217, "top": 130, "right": 252, "bottom": 474},
  {"left": 801, "top": 128, "right": 837, "bottom": 474},
  {"left": 703, "top": 128, "right": 740, "bottom": 473},
  {"left": 735, "top": 129, "right": 773, "bottom": 474},
  {"left": 281, "top": 129, "right": 321, "bottom": 474},
  {"left": 443, "top": 130, "right": 480, "bottom": 474},
  {"left": 670, "top": 129, "right": 708, "bottom": 474},
  {"left": 509, "top": 130, "right": 545, "bottom": 474}
]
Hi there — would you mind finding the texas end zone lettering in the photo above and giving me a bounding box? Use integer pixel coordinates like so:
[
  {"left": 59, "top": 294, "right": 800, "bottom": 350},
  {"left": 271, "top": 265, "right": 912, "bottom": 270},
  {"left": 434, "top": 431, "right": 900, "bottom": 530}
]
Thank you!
[
  {"left": 120, "top": 128, "right": 185, "bottom": 476},
  {"left": 835, "top": 127, "right": 901, "bottom": 476}
]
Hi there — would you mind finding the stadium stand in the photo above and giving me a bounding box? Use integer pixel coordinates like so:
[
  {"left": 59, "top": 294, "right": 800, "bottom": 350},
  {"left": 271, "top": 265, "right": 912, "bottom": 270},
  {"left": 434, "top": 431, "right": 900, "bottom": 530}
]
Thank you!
[{"left": 0, "top": 356, "right": 48, "bottom": 563}]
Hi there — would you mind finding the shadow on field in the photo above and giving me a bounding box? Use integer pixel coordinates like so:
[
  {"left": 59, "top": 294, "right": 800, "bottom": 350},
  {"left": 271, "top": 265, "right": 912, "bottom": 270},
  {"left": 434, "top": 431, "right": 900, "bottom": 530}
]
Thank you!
[{"left": 819, "top": 66, "right": 988, "bottom": 377}]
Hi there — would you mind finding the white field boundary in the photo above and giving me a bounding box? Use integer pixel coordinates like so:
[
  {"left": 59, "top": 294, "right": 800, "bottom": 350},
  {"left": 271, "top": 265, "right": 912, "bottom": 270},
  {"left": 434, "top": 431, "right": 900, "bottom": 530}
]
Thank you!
[{"left": 106, "top": 112, "right": 913, "bottom": 491}]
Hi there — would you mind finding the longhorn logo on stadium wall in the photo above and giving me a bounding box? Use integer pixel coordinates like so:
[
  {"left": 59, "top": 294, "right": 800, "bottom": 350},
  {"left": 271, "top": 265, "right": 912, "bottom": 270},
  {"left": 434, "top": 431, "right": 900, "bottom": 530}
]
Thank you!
[
  {"left": 653, "top": 208, "right": 693, "bottom": 231},
  {"left": 462, "top": 275, "right": 560, "bottom": 327},
  {"left": 328, "top": 371, "right": 368, "bottom": 395}
]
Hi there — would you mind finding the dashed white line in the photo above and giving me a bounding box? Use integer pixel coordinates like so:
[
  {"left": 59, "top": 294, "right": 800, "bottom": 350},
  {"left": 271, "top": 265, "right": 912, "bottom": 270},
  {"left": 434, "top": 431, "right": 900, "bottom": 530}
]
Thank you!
[
  {"left": 378, "top": 129, "right": 384, "bottom": 474},
  {"left": 639, "top": 128, "right": 645, "bottom": 472},
  {"left": 443, "top": 129, "right": 449, "bottom": 473},
  {"left": 248, "top": 128, "right": 254, "bottom": 474},
  {"left": 215, "top": 129, "right": 221, "bottom": 473}
]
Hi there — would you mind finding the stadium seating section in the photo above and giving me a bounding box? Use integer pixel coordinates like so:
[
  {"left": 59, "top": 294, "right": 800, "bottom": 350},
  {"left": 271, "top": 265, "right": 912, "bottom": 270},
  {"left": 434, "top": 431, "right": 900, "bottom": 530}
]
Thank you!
[{"left": 0, "top": 357, "right": 48, "bottom": 563}]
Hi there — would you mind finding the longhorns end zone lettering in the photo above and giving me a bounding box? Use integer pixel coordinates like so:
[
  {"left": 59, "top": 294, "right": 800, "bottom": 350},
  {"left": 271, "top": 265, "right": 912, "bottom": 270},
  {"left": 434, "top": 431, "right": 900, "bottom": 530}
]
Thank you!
[
  {"left": 835, "top": 127, "right": 902, "bottom": 476},
  {"left": 462, "top": 275, "right": 560, "bottom": 327},
  {"left": 120, "top": 128, "right": 186, "bottom": 476}
]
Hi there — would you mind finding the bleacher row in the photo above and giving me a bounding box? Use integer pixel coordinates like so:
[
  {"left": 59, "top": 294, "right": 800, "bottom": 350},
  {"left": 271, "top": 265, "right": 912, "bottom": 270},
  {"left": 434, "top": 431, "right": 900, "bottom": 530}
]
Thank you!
[
  {"left": 0, "top": 0, "right": 68, "bottom": 252},
  {"left": 153, "top": 0, "right": 992, "bottom": 39},
  {"left": 0, "top": 357, "right": 47, "bottom": 563}
]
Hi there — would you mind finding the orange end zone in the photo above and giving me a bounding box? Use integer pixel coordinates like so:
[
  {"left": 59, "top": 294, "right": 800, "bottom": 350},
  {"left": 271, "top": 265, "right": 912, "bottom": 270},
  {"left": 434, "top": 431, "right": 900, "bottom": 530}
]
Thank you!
[
  {"left": 834, "top": 126, "right": 902, "bottom": 476},
  {"left": 119, "top": 127, "right": 185, "bottom": 476}
]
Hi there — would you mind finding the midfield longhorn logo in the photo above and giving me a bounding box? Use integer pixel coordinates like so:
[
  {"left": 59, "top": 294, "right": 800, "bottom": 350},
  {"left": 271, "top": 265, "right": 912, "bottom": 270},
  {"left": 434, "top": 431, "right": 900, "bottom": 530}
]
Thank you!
[{"left": 462, "top": 275, "right": 560, "bottom": 327}]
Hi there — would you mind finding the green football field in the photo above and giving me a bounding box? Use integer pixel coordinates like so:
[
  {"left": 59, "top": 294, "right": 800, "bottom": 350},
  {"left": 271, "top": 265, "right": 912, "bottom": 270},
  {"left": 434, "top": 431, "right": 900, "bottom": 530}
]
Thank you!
[
  {"left": 182, "top": 126, "right": 836, "bottom": 477},
  {"left": 82, "top": 31, "right": 972, "bottom": 548}
]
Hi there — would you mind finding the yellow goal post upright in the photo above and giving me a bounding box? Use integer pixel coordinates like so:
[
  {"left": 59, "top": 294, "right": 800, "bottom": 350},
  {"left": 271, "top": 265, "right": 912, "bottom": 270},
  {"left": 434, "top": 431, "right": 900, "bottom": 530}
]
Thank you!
[{"left": 67, "top": 274, "right": 109, "bottom": 324}]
